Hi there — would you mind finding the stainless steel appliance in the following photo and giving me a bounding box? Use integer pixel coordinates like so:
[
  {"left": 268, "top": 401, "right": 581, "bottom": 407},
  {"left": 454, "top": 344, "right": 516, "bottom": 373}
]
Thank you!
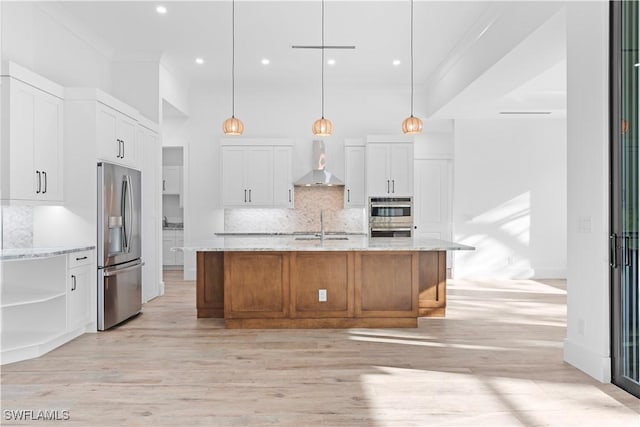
[
  {"left": 97, "top": 162, "right": 143, "bottom": 330},
  {"left": 369, "top": 197, "right": 413, "bottom": 238}
]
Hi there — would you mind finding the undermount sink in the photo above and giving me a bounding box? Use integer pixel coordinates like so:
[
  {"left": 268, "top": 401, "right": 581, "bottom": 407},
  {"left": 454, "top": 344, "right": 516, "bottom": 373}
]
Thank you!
[{"left": 295, "top": 236, "right": 349, "bottom": 241}]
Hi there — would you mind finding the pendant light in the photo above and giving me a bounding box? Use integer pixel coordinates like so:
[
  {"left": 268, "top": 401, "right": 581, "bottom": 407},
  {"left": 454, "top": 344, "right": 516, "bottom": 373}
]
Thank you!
[
  {"left": 223, "top": 0, "right": 244, "bottom": 135},
  {"left": 402, "top": 0, "right": 423, "bottom": 135},
  {"left": 312, "top": 0, "right": 333, "bottom": 136}
]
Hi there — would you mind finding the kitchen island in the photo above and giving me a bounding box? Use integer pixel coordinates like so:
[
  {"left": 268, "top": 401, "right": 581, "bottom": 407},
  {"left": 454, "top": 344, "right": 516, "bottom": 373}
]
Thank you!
[{"left": 183, "top": 236, "right": 473, "bottom": 329}]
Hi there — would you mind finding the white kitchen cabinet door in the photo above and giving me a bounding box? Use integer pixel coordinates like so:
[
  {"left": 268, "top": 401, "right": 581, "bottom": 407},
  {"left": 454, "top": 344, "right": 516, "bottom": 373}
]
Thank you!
[
  {"left": 344, "top": 146, "right": 366, "bottom": 207},
  {"left": 117, "top": 114, "right": 138, "bottom": 167},
  {"left": 2, "top": 77, "right": 63, "bottom": 203},
  {"left": 389, "top": 143, "right": 413, "bottom": 196},
  {"left": 366, "top": 142, "right": 413, "bottom": 197},
  {"left": 97, "top": 104, "right": 120, "bottom": 162},
  {"left": 97, "top": 104, "right": 138, "bottom": 168},
  {"left": 273, "top": 146, "right": 293, "bottom": 208},
  {"left": 67, "top": 260, "right": 92, "bottom": 332},
  {"left": 366, "top": 144, "right": 391, "bottom": 196},
  {"left": 221, "top": 147, "right": 247, "bottom": 206},
  {"left": 162, "top": 231, "right": 175, "bottom": 265},
  {"left": 34, "top": 94, "right": 63, "bottom": 201},
  {"left": 175, "top": 230, "right": 184, "bottom": 266},
  {"left": 245, "top": 147, "right": 274, "bottom": 206},
  {"left": 162, "top": 166, "right": 181, "bottom": 195}
]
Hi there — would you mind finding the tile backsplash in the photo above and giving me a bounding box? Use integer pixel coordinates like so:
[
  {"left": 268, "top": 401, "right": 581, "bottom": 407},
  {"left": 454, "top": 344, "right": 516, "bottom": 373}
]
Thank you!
[
  {"left": 2, "top": 206, "right": 34, "bottom": 248},
  {"left": 225, "top": 187, "right": 366, "bottom": 233}
]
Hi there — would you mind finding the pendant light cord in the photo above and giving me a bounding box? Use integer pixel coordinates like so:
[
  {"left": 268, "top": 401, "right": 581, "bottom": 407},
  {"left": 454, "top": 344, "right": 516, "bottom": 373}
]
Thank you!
[
  {"left": 232, "top": 0, "right": 236, "bottom": 118},
  {"left": 321, "top": 0, "right": 325, "bottom": 119},
  {"left": 410, "top": 0, "right": 414, "bottom": 117}
]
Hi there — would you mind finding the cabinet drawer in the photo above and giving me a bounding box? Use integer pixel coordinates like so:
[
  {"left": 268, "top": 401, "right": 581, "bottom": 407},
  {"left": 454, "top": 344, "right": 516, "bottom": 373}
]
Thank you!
[{"left": 68, "top": 251, "right": 93, "bottom": 269}]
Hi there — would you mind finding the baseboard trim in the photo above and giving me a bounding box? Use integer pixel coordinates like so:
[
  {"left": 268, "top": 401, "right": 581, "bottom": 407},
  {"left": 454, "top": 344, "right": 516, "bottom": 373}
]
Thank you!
[{"left": 563, "top": 338, "right": 611, "bottom": 383}]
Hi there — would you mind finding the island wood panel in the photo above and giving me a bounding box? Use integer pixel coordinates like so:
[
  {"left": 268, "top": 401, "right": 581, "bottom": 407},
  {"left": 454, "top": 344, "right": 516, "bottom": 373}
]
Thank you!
[
  {"left": 224, "top": 252, "right": 290, "bottom": 319},
  {"left": 290, "top": 251, "right": 354, "bottom": 318},
  {"left": 355, "top": 252, "right": 419, "bottom": 318},
  {"left": 418, "top": 251, "right": 447, "bottom": 317},
  {"left": 196, "top": 252, "right": 224, "bottom": 318}
]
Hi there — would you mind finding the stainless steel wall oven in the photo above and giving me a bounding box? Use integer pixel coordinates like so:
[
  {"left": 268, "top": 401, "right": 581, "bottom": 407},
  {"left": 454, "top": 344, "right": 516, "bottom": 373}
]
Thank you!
[{"left": 369, "top": 197, "right": 413, "bottom": 238}]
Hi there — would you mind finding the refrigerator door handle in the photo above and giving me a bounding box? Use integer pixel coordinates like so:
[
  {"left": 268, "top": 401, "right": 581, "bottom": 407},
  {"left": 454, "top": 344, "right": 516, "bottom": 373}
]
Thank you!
[
  {"left": 103, "top": 261, "right": 145, "bottom": 277},
  {"left": 126, "top": 175, "right": 134, "bottom": 253},
  {"left": 121, "top": 177, "right": 129, "bottom": 252}
]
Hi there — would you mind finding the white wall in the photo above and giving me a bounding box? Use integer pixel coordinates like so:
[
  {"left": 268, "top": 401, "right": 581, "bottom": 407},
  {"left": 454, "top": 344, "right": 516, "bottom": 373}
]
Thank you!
[
  {"left": 563, "top": 1, "right": 610, "bottom": 383},
  {"left": 453, "top": 118, "right": 567, "bottom": 279},
  {"left": 1, "top": 2, "right": 112, "bottom": 91},
  {"left": 111, "top": 59, "right": 161, "bottom": 122}
]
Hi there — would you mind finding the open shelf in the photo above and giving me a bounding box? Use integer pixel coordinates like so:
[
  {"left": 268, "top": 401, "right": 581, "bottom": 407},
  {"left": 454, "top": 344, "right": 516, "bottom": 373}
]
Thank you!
[{"left": 1, "top": 287, "right": 66, "bottom": 308}]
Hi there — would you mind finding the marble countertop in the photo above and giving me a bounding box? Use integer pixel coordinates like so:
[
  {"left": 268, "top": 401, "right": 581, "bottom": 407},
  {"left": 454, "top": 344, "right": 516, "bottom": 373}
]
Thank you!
[
  {"left": 0, "top": 245, "right": 96, "bottom": 261},
  {"left": 177, "top": 236, "right": 474, "bottom": 252}
]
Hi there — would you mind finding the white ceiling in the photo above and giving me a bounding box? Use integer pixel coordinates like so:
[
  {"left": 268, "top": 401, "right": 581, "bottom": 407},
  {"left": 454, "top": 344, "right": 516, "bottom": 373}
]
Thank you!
[
  {"left": 45, "top": 1, "right": 566, "bottom": 117},
  {"left": 50, "top": 1, "right": 491, "bottom": 87}
]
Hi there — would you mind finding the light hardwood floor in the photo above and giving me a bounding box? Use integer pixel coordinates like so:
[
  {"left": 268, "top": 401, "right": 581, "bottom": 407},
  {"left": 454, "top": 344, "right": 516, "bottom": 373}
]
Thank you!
[{"left": 1, "top": 271, "right": 638, "bottom": 426}]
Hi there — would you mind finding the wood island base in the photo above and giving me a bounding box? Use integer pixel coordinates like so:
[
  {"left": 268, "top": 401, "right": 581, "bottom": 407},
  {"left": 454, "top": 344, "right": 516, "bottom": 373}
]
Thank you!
[{"left": 196, "top": 250, "right": 447, "bottom": 329}]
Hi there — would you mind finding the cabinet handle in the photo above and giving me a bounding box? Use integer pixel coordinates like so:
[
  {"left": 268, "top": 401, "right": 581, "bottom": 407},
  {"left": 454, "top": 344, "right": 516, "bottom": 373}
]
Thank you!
[
  {"left": 76, "top": 256, "right": 88, "bottom": 261},
  {"left": 36, "top": 171, "right": 41, "bottom": 194},
  {"left": 116, "top": 139, "right": 121, "bottom": 158},
  {"left": 121, "top": 139, "right": 125, "bottom": 158},
  {"left": 387, "top": 180, "right": 390, "bottom": 194},
  {"left": 248, "top": 189, "right": 252, "bottom": 203},
  {"left": 244, "top": 189, "right": 247, "bottom": 203},
  {"left": 392, "top": 179, "right": 395, "bottom": 194},
  {"left": 347, "top": 189, "right": 350, "bottom": 203},
  {"left": 71, "top": 274, "right": 77, "bottom": 291},
  {"left": 163, "top": 180, "right": 166, "bottom": 191},
  {"left": 288, "top": 189, "right": 292, "bottom": 203},
  {"left": 42, "top": 171, "right": 47, "bottom": 194}
]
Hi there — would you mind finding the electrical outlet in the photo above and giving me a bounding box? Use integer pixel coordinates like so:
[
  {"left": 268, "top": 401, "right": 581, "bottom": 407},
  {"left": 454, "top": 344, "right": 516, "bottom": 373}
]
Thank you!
[{"left": 318, "top": 289, "right": 327, "bottom": 302}]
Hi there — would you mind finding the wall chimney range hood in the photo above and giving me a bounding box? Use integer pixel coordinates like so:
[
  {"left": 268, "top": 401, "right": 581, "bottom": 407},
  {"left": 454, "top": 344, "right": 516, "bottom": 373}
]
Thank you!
[{"left": 294, "top": 140, "right": 344, "bottom": 187}]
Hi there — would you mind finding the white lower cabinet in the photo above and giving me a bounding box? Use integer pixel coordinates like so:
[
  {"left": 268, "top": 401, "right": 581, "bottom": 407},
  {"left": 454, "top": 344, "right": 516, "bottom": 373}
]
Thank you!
[
  {"left": 67, "top": 251, "right": 93, "bottom": 332},
  {"left": 1, "top": 249, "right": 95, "bottom": 365},
  {"left": 163, "top": 229, "right": 184, "bottom": 266}
]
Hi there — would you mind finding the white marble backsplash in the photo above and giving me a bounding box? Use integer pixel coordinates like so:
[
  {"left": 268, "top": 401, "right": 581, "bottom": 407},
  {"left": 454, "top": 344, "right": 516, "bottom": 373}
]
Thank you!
[
  {"left": 2, "top": 206, "right": 34, "bottom": 248},
  {"left": 225, "top": 187, "right": 366, "bottom": 233}
]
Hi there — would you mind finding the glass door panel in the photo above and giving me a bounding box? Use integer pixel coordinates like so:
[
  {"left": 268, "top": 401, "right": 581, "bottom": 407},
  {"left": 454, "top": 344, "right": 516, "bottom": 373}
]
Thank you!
[{"left": 612, "top": 0, "right": 640, "bottom": 398}]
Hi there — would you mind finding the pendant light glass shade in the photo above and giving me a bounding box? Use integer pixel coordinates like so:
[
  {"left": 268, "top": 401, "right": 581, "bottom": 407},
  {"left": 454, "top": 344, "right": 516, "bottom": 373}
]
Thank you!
[
  {"left": 223, "top": 0, "right": 243, "bottom": 135},
  {"left": 312, "top": 117, "right": 333, "bottom": 136},
  {"left": 223, "top": 116, "right": 244, "bottom": 135},
  {"left": 402, "top": 0, "right": 423, "bottom": 135},
  {"left": 402, "top": 115, "right": 423, "bottom": 135}
]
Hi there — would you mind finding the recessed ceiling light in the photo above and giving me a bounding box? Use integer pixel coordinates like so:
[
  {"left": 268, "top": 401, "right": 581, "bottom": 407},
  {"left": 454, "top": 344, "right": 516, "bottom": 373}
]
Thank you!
[
  {"left": 195, "top": 57, "right": 204, "bottom": 65},
  {"left": 327, "top": 59, "right": 336, "bottom": 66},
  {"left": 156, "top": 5, "right": 167, "bottom": 15},
  {"left": 393, "top": 59, "right": 401, "bottom": 66},
  {"left": 261, "top": 58, "right": 270, "bottom": 65}
]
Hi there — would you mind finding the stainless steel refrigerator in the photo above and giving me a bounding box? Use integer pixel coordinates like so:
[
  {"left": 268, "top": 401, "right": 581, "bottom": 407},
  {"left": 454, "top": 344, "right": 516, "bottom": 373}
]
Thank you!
[{"left": 97, "top": 162, "right": 143, "bottom": 330}]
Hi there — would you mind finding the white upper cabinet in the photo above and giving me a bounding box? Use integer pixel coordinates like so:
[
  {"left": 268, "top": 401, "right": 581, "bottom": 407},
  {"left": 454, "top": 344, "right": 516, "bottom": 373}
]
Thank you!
[
  {"left": 162, "top": 166, "right": 182, "bottom": 195},
  {"left": 1, "top": 64, "right": 64, "bottom": 204},
  {"left": 273, "top": 146, "right": 294, "bottom": 208},
  {"left": 97, "top": 103, "right": 138, "bottom": 168},
  {"left": 245, "top": 147, "right": 274, "bottom": 206},
  {"left": 366, "top": 138, "right": 413, "bottom": 197},
  {"left": 65, "top": 88, "right": 141, "bottom": 170},
  {"left": 221, "top": 146, "right": 274, "bottom": 207},
  {"left": 344, "top": 142, "right": 366, "bottom": 208},
  {"left": 220, "top": 140, "right": 293, "bottom": 208}
]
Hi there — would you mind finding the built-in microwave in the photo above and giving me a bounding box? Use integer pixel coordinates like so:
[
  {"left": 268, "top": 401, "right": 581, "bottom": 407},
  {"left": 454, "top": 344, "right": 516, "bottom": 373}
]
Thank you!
[{"left": 368, "top": 197, "right": 413, "bottom": 238}]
